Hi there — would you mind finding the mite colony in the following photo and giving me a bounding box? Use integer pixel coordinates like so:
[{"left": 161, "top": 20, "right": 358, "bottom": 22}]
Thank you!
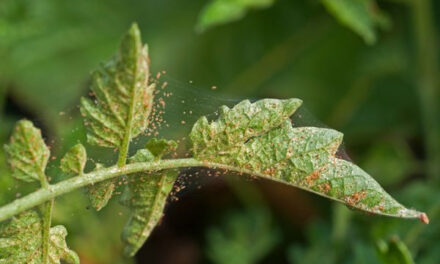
[
  {"left": 132, "top": 71, "right": 245, "bottom": 203},
  {"left": 81, "top": 69, "right": 230, "bottom": 204},
  {"left": 143, "top": 70, "right": 170, "bottom": 138}
]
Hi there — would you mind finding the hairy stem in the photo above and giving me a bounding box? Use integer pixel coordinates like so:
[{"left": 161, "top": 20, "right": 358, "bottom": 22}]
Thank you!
[
  {"left": 0, "top": 158, "right": 425, "bottom": 223},
  {"left": 38, "top": 170, "right": 53, "bottom": 264},
  {"left": 0, "top": 158, "right": 204, "bottom": 222},
  {"left": 41, "top": 199, "right": 53, "bottom": 263}
]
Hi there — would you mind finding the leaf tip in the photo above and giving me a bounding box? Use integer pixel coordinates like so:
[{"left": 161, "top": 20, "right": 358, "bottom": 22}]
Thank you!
[
  {"left": 419, "top": 213, "right": 429, "bottom": 224},
  {"left": 128, "top": 22, "right": 141, "bottom": 37},
  {"left": 284, "top": 98, "right": 303, "bottom": 115}
]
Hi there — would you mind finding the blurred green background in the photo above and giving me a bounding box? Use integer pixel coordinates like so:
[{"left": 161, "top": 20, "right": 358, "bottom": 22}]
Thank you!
[{"left": 0, "top": 0, "right": 439, "bottom": 263}]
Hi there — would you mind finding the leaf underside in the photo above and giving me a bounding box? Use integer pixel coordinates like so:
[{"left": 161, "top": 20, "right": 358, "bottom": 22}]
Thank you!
[
  {"left": 121, "top": 141, "right": 178, "bottom": 257},
  {"left": 80, "top": 23, "right": 154, "bottom": 149},
  {"left": 4, "top": 120, "right": 50, "bottom": 183},
  {"left": 0, "top": 211, "right": 79, "bottom": 264},
  {"left": 190, "top": 98, "right": 425, "bottom": 220}
]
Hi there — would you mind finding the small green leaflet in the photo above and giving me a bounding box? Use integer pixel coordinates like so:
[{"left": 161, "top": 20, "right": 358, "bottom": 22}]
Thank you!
[
  {"left": 121, "top": 140, "right": 178, "bottom": 256},
  {"left": 60, "top": 145, "right": 114, "bottom": 211},
  {"left": 87, "top": 163, "right": 116, "bottom": 211},
  {"left": 197, "top": 0, "right": 275, "bottom": 32},
  {"left": 321, "top": 0, "right": 390, "bottom": 44},
  {"left": 145, "top": 138, "right": 178, "bottom": 160},
  {"left": 80, "top": 23, "right": 154, "bottom": 149},
  {"left": 60, "top": 144, "right": 87, "bottom": 175},
  {"left": 4, "top": 120, "right": 50, "bottom": 183},
  {"left": 190, "top": 98, "right": 427, "bottom": 221},
  {"left": 0, "top": 211, "right": 79, "bottom": 264}
]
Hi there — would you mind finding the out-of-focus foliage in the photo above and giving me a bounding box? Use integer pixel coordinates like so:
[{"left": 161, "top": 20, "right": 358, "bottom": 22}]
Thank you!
[
  {"left": 197, "top": 0, "right": 275, "bottom": 32},
  {"left": 321, "top": 0, "right": 390, "bottom": 44},
  {"left": 197, "top": 0, "right": 390, "bottom": 44},
  {"left": 205, "top": 207, "right": 280, "bottom": 264},
  {"left": 360, "top": 140, "right": 416, "bottom": 186},
  {"left": 376, "top": 237, "right": 415, "bottom": 264}
]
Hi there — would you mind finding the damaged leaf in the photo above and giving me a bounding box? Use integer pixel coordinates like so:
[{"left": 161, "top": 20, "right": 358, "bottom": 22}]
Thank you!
[
  {"left": 190, "top": 98, "right": 426, "bottom": 220},
  {"left": 4, "top": 120, "right": 50, "bottom": 183},
  {"left": 121, "top": 140, "right": 178, "bottom": 256},
  {"left": 80, "top": 23, "right": 154, "bottom": 149},
  {"left": 0, "top": 211, "right": 79, "bottom": 264}
]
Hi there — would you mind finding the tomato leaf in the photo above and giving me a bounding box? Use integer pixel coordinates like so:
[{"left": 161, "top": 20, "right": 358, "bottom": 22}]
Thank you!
[
  {"left": 190, "top": 98, "right": 425, "bottom": 220},
  {"left": 4, "top": 120, "right": 50, "bottom": 183},
  {"left": 0, "top": 211, "right": 79, "bottom": 264}
]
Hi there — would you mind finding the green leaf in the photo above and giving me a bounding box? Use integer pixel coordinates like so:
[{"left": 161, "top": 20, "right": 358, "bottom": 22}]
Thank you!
[
  {"left": 121, "top": 146, "right": 178, "bottom": 256},
  {"left": 80, "top": 23, "right": 154, "bottom": 149},
  {"left": 321, "top": 0, "right": 390, "bottom": 45},
  {"left": 4, "top": 120, "right": 50, "bottom": 183},
  {"left": 60, "top": 144, "right": 87, "bottom": 175},
  {"left": 145, "top": 138, "right": 177, "bottom": 160},
  {"left": 86, "top": 163, "right": 116, "bottom": 211},
  {"left": 197, "top": 0, "right": 275, "bottom": 32},
  {"left": 376, "top": 237, "right": 415, "bottom": 264},
  {"left": 190, "top": 98, "right": 426, "bottom": 220},
  {"left": 0, "top": 211, "right": 79, "bottom": 264}
]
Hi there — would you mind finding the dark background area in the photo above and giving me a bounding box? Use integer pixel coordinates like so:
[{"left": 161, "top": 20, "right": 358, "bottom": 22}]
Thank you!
[{"left": 0, "top": 0, "right": 439, "bottom": 263}]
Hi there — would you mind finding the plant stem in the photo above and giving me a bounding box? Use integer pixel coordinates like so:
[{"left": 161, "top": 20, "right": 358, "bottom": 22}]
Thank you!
[
  {"left": 0, "top": 158, "right": 426, "bottom": 223},
  {"left": 41, "top": 199, "right": 53, "bottom": 263},
  {"left": 411, "top": 0, "right": 440, "bottom": 182},
  {"left": 0, "top": 158, "right": 203, "bottom": 222},
  {"left": 39, "top": 170, "right": 52, "bottom": 264}
]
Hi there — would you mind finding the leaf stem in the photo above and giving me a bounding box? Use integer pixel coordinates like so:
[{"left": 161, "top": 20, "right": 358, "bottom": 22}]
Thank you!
[
  {"left": 0, "top": 158, "right": 426, "bottom": 223},
  {"left": 41, "top": 199, "right": 54, "bottom": 263},
  {"left": 38, "top": 170, "right": 52, "bottom": 264},
  {"left": 0, "top": 158, "right": 203, "bottom": 222}
]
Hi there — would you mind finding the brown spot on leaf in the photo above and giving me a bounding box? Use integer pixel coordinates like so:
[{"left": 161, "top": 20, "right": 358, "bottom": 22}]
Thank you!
[
  {"left": 345, "top": 191, "right": 367, "bottom": 205},
  {"left": 318, "top": 183, "right": 331, "bottom": 194},
  {"left": 305, "top": 170, "right": 320, "bottom": 187},
  {"left": 263, "top": 167, "right": 276, "bottom": 176}
]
